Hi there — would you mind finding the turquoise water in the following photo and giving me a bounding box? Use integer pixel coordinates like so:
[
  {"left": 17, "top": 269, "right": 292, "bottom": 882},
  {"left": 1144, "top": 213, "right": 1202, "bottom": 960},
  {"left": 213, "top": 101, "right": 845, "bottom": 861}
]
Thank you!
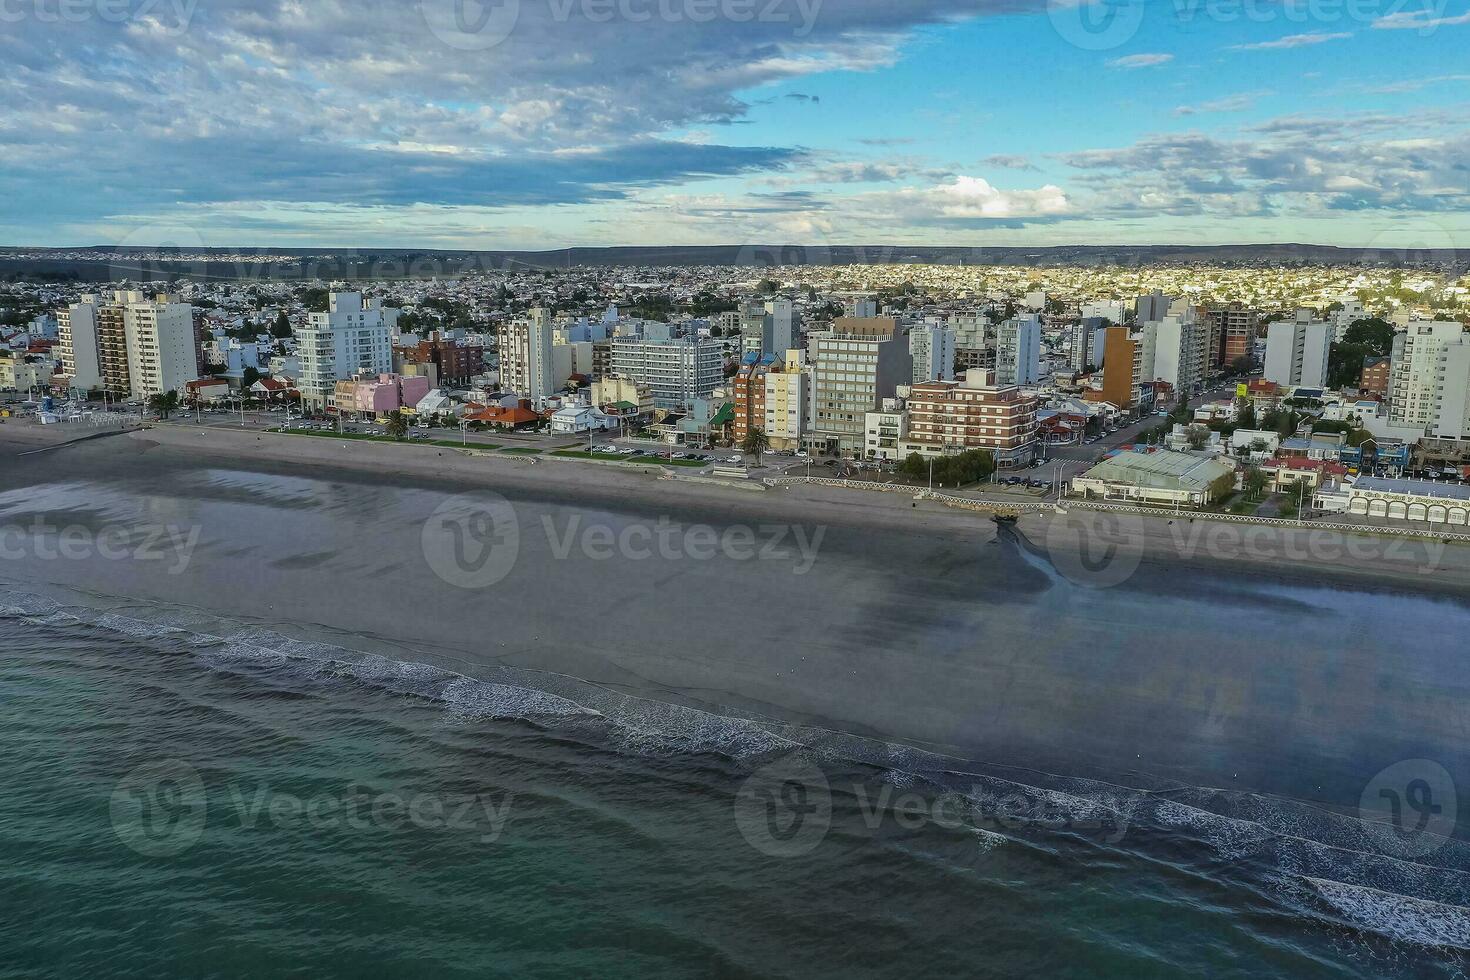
[{"left": 3, "top": 607, "right": 1467, "bottom": 977}]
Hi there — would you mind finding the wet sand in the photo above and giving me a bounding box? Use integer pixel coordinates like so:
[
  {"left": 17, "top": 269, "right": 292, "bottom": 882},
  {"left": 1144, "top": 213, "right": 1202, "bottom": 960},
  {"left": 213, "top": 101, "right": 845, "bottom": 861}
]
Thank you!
[{"left": 3, "top": 425, "right": 1469, "bottom": 810}]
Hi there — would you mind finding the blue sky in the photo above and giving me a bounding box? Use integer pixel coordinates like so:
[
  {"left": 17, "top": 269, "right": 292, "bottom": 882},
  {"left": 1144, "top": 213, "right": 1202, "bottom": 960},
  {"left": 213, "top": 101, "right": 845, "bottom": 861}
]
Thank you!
[{"left": 2, "top": 0, "right": 1467, "bottom": 249}]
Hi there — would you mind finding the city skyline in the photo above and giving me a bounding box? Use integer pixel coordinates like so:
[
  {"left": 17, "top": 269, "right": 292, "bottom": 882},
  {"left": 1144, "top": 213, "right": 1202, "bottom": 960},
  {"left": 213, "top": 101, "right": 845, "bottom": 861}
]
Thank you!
[{"left": 3, "top": 0, "right": 1468, "bottom": 250}]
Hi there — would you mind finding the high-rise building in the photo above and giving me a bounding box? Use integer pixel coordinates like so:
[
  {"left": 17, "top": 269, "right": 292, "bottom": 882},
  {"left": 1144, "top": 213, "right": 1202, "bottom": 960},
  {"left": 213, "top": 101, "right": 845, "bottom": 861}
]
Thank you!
[
  {"left": 122, "top": 293, "right": 197, "bottom": 400},
  {"left": 57, "top": 297, "right": 105, "bottom": 391},
  {"left": 58, "top": 291, "right": 196, "bottom": 398},
  {"left": 1135, "top": 291, "right": 1173, "bottom": 323},
  {"left": 1205, "top": 306, "right": 1260, "bottom": 369},
  {"left": 1070, "top": 317, "right": 1108, "bottom": 372},
  {"left": 1387, "top": 321, "right": 1470, "bottom": 438},
  {"left": 528, "top": 307, "right": 556, "bottom": 404},
  {"left": 1148, "top": 312, "right": 1211, "bottom": 399},
  {"left": 732, "top": 352, "right": 778, "bottom": 445},
  {"left": 901, "top": 369, "right": 1040, "bottom": 469},
  {"left": 1097, "top": 327, "right": 1137, "bottom": 409},
  {"left": 909, "top": 321, "right": 956, "bottom": 383},
  {"left": 995, "top": 314, "right": 1041, "bottom": 386},
  {"left": 740, "top": 299, "right": 798, "bottom": 356},
  {"left": 808, "top": 317, "right": 914, "bottom": 455},
  {"left": 609, "top": 332, "right": 725, "bottom": 410},
  {"left": 297, "top": 292, "right": 393, "bottom": 408},
  {"left": 762, "top": 350, "right": 808, "bottom": 451},
  {"left": 1264, "top": 310, "right": 1331, "bottom": 389}
]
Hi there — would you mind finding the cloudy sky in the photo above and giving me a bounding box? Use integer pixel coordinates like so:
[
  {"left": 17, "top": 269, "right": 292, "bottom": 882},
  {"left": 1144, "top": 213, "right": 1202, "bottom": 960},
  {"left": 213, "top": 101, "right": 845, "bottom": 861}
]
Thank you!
[{"left": 3, "top": 0, "right": 1468, "bottom": 248}]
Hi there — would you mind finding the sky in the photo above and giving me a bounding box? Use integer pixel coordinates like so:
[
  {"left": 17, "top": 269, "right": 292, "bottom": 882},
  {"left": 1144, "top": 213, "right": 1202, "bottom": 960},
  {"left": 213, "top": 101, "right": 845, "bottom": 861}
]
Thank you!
[{"left": 2, "top": 0, "right": 1468, "bottom": 249}]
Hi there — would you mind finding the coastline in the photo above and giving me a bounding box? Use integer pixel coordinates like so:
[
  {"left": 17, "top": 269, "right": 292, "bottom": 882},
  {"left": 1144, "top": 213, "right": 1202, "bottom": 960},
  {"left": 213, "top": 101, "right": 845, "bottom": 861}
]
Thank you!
[{"left": 4, "top": 423, "right": 1470, "bottom": 809}]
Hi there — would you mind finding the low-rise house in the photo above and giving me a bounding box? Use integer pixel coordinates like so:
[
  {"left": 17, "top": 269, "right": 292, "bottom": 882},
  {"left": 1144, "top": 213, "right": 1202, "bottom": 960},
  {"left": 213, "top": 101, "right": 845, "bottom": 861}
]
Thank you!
[
  {"left": 1072, "top": 450, "right": 1237, "bottom": 507},
  {"left": 549, "top": 403, "right": 617, "bottom": 435},
  {"left": 1334, "top": 476, "right": 1470, "bottom": 526},
  {"left": 1259, "top": 456, "right": 1348, "bottom": 492},
  {"left": 185, "top": 378, "right": 232, "bottom": 404},
  {"left": 1278, "top": 431, "right": 1347, "bottom": 462},
  {"left": 1229, "top": 429, "right": 1281, "bottom": 460}
]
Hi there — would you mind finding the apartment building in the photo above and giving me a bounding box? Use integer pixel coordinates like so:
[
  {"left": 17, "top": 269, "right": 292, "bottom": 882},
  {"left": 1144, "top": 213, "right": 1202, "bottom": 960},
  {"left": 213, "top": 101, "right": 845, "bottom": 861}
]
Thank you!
[
  {"left": 1094, "top": 326, "right": 1138, "bottom": 410},
  {"left": 58, "top": 291, "right": 195, "bottom": 399},
  {"left": 909, "top": 320, "right": 957, "bottom": 383},
  {"left": 732, "top": 352, "right": 778, "bottom": 445},
  {"left": 1205, "top": 306, "right": 1259, "bottom": 368},
  {"left": 1149, "top": 313, "right": 1211, "bottom": 399},
  {"left": 496, "top": 307, "right": 557, "bottom": 404},
  {"left": 1264, "top": 310, "right": 1331, "bottom": 389},
  {"left": 298, "top": 292, "right": 393, "bottom": 408},
  {"left": 762, "top": 350, "right": 808, "bottom": 451},
  {"left": 1360, "top": 356, "right": 1391, "bottom": 399},
  {"left": 609, "top": 329, "right": 724, "bottom": 410},
  {"left": 863, "top": 403, "right": 909, "bottom": 461},
  {"left": 736, "top": 299, "right": 797, "bottom": 357},
  {"left": 901, "top": 369, "right": 1040, "bottom": 468},
  {"left": 995, "top": 314, "right": 1041, "bottom": 386},
  {"left": 1387, "top": 321, "right": 1470, "bottom": 438},
  {"left": 808, "top": 317, "right": 914, "bottom": 455},
  {"left": 1070, "top": 317, "right": 1108, "bottom": 372},
  {"left": 57, "top": 297, "right": 106, "bottom": 391},
  {"left": 122, "top": 293, "right": 197, "bottom": 400}
]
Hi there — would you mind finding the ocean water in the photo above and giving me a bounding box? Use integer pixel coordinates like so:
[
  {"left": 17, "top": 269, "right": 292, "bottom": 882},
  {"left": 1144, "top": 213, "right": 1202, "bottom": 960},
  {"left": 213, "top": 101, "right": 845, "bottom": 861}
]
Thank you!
[{"left": 3, "top": 596, "right": 1467, "bottom": 977}]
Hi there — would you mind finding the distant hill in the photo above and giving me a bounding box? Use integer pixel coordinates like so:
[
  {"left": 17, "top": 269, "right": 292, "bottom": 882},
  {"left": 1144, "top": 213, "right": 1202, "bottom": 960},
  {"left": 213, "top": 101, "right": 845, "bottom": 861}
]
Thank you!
[{"left": 1, "top": 243, "right": 1466, "bottom": 281}]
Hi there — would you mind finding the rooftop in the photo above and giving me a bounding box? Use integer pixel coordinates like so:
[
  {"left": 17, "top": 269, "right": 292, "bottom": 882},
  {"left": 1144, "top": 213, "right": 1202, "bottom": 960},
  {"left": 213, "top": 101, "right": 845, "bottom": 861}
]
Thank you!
[
  {"left": 1083, "top": 450, "right": 1237, "bottom": 492},
  {"left": 1352, "top": 477, "right": 1470, "bottom": 502}
]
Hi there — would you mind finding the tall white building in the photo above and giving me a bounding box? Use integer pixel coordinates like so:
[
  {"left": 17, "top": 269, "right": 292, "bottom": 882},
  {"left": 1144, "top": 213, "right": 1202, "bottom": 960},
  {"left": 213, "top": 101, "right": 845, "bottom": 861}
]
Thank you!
[
  {"left": 1388, "top": 321, "right": 1470, "bottom": 438},
  {"left": 122, "top": 293, "right": 196, "bottom": 399},
  {"left": 58, "top": 298, "right": 105, "bottom": 391},
  {"left": 809, "top": 317, "right": 914, "bottom": 454},
  {"left": 1264, "top": 310, "right": 1331, "bottom": 389},
  {"left": 297, "top": 292, "right": 393, "bottom": 408},
  {"left": 909, "top": 321, "right": 956, "bottom": 383},
  {"left": 996, "top": 314, "right": 1041, "bottom": 386},
  {"left": 527, "top": 307, "right": 556, "bottom": 404},
  {"left": 1148, "top": 312, "right": 1211, "bottom": 398}
]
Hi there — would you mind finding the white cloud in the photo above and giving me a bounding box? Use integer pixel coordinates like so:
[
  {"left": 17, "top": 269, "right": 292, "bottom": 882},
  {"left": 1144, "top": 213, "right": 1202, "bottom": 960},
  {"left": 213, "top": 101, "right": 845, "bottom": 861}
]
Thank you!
[
  {"left": 1373, "top": 9, "right": 1470, "bottom": 29},
  {"left": 1107, "top": 53, "right": 1174, "bottom": 69},
  {"left": 1229, "top": 32, "right": 1353, "bottom": 50}
]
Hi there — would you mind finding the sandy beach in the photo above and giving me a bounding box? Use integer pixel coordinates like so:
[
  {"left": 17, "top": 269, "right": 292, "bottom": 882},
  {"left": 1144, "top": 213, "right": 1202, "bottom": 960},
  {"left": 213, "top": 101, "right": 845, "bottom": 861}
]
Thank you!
[{"left": 4, "top": 423, "right": 1469, "bottom": 809}]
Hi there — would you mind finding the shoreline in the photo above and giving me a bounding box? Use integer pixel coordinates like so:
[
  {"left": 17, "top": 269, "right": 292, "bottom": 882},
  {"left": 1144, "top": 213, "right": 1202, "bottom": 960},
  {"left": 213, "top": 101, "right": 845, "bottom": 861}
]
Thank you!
[{"left": 18, "top": 422, "right": 1465, "bottom": 598}]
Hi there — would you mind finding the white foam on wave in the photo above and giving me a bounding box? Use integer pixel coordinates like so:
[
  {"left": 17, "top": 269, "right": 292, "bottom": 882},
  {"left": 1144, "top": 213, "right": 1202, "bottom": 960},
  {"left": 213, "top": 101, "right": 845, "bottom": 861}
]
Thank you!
[
  {"left": 441, "top": 677, "right": 601, "bottom": 721},
  {"left": 1305, "top": 876, "right": 1470, "bottom": 950}
]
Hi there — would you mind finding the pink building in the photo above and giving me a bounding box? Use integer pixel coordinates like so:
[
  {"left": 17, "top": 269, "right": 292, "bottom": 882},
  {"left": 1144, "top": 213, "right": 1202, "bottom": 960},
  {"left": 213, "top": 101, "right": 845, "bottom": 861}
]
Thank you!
[{"left": 333, "top": 373, "right": 432, "bottom": 417}]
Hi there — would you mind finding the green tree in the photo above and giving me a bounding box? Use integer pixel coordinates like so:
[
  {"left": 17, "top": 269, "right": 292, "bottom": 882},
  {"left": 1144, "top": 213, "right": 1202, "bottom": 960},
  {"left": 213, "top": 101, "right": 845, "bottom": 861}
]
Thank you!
[
  {"left": 1185, "top": 425, "right": 1210, "bottom": 450},
  {"left": 740, "top": 427, "right": 770, "bottom": 462},
  {"left": 148, "top": 390, "right": 181, "bottom": 419},
  {"left": 1342, "top": 318, "right": 1395, "bottom": 355},
  {"left": 270, "top": 311, "right": 293, "bottom": 339},
  {"left": 384, "top": 410, "right": 409, "bottom": 441},
  {"left": 1244, "top": 466, "right": 1269, "bottom": 500}
]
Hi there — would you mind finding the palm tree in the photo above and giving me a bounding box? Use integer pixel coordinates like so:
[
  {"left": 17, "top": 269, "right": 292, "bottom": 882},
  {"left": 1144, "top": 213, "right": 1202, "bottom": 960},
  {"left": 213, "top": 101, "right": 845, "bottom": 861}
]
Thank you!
[
  {"left": 741, "top": 427, "right": 770, "bottom": 464},
  {"left": 384, "top": 410, "right": 409, "bottom": 441}
]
